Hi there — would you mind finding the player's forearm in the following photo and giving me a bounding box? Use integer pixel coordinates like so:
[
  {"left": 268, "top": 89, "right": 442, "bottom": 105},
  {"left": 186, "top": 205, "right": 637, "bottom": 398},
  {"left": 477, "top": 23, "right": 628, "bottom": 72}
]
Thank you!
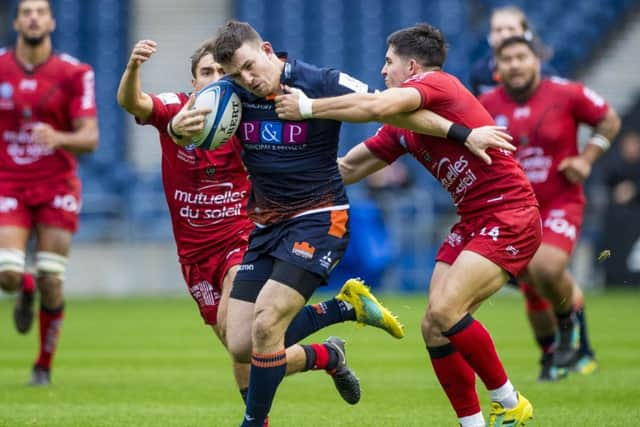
[
  {"left": 382, "top": 109, "right": 452, "bottom": 137},
  {"left": 583, "top": 107, "right": 621, "bottom": 163},
  {"left": 311, "top": 93, "right": 387, "bottom": 123},
  {"left": 56, "top": 123, "right": 99, "bottom": 154},
  {"left": 338, "top": 144, "right": 387, "bottom": 184},
  {"left": 117, "top": 64, "right": 152, "bottom": 120}
]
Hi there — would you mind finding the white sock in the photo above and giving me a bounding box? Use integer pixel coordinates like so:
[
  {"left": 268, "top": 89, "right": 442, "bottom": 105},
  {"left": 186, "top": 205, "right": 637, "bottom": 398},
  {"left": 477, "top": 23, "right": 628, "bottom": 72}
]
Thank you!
[
  {"left": 459, "top": 412, "right": 486, "bottom": 427},
  {"left": 489, "top": 379, "right": 518, "bottom": 409}
]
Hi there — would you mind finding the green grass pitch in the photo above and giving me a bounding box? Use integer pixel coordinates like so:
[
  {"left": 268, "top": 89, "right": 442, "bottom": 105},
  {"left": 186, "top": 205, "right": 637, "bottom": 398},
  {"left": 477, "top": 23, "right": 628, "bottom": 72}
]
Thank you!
[{"left": 1, "top": 290, "right": 639, "bottom": 426}]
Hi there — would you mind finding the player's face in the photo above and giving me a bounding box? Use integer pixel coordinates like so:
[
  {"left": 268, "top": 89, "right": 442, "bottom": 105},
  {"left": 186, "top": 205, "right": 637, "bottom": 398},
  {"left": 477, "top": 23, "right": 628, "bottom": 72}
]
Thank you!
[
  {"left": 192, "top": 54, "right": 225, "bottom": 91},
  {"left": 489, "top": 11, "right": 524, "bottom": 48},
  {"left": 14, "top": 0, "right": 55, "bottom": 46},
  {"left": 381, "top": 47, "right": 413, "bottom": 88},
  {"left": 222, "top": 41, "right": 281, "bottom": 97},
  {"left": 496, "top": 43, "right": 540, "bottom": 93}
]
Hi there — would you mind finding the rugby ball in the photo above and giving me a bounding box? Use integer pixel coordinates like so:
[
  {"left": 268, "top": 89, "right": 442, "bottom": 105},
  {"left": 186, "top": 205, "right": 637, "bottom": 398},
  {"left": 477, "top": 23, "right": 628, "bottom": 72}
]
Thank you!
[{"left": 191, "top": 80, "right": 242, "bottom": 150}]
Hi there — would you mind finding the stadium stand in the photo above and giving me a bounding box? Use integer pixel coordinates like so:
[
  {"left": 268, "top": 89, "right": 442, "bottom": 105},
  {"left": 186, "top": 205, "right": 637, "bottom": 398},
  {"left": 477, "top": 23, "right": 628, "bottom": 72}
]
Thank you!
[{"left": 2, "top": 0, "right": 639, "bottom": 290}]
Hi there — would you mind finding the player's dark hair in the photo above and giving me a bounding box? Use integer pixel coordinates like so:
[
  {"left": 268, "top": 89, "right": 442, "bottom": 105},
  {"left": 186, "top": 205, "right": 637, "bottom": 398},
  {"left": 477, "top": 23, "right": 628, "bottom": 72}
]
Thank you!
[
  {"left": 190, "top": 38, "right": 215, "bottom": 78},
  {"left": 15, "top": 0, "right": 52, "bottom": 18},
  {"left": 386, "top": 23, "right": 448, "bottom": 68},
  {"left": 495, "top": 35, "right": 539, "bottom": 57},
  {"left": 212, "top": 20, "right": 263, "bottom": 64}
]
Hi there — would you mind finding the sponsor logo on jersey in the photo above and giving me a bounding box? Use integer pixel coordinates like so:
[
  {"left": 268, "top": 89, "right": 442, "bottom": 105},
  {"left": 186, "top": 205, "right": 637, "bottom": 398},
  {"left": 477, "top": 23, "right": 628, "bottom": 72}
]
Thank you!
[
  {"left": 174, "top": 183, "right": 247, "bottom": 227},
  {"left": 19, "top": 79, "right": 37, "bottom": 91},
  {"left": 517, "top": 147, "right": 552, "bottom": 184},
  {"left": 0, "top": 82, "right": 13, "bottom": 109},
  {"left": 338, "top": 72, "right": 368, "bottom": 93},
  {"left": 292, "top": 241, "right": 315, "bottom": 260},
  {"left": 319, "top": 251, "right": 333, "bottom": 269},
  {"left": 436, "top": 155, "right": 477, "bottom": 205},
  {"left": 240, "top": 120, "right": 308, "bottom": 145},
  {"left": 447, "top": 232, "right": 463, "bottom": 247},
  {"left": 157, "top": 92, "right": 181, "bottom": 105},
  {"left": 495, "top": 114, "right": 508, "bottom": 127},
  {"left": 238, "top": 263, "right": 254, "bottom": 271},
  {"left": 513, "top": 106, "right": 531, "bottom": 119}
]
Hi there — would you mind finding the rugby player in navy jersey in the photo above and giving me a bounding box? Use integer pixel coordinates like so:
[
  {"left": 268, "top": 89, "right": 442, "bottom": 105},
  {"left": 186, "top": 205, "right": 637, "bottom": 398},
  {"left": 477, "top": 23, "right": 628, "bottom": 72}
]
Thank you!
[{"left": 212, "top": 20, "right": 516, "bottom": 427}]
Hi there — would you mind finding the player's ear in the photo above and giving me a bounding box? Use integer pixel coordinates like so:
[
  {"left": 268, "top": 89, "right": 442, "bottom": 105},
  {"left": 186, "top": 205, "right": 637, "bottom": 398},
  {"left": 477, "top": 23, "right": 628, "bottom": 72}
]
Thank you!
[
  {"left": 50, "top": 18, "right": 56, "bottom": 33},
  {"left": 191, "top": 78, "right": 197, "bottom": 89},
  {"left": 262, "top": 41, "right": 274, "bottom": 56}
]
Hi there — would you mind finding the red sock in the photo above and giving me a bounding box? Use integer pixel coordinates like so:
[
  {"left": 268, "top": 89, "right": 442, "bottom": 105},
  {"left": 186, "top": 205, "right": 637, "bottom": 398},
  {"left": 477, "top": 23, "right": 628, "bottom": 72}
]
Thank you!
[
  {"left": 301, "top": 343, "right": 331, "bottom": 370},
  {"left": 443, "top": 314, "right": 508, "bottom": 390},
  {"left": 35, "top": 305, "right": 64, "bottom": 370},
  {"left": 21, "top": 273, "right": 35, "bottom": 293},
  {"left": 428, "top": 344, "right": 480, "bottom": 417},
  {"left": 520, "top": 282, "right": 551, "bottom": 312}
]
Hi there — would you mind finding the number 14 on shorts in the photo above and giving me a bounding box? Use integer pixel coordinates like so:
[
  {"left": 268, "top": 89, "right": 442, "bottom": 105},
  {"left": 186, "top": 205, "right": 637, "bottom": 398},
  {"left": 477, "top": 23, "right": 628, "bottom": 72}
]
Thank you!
[{"left": 479, "top": 226, "right": 500, "bottom": 241}]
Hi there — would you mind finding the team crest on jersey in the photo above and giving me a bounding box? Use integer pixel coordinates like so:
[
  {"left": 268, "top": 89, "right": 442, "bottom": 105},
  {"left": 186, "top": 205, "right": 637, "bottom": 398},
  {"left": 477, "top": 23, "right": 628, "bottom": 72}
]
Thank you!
[
  {"left": 0, "top": 82, "right": 13, "bottom": 109},
  {"left": 495, "top": 114, "right": 508, "bottom": 127},
  {"left": 205, "top": 166, "right": 216, "bottom": 176},
  {"left": 292, "top": 241, "right": 315, "bottom": 260}
]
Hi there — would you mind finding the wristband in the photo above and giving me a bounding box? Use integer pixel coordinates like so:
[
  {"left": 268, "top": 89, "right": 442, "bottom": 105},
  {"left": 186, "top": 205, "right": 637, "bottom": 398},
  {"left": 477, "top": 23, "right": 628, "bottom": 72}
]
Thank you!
[
  {"left": 167, "top": 118, "right": 183, "bottom": 140},
  {"left": 588, "top": 133, "right": 610, "bottom": 151},
  {"left": 447, "top": 123, "right": 472, "bottom": 143},
  {"left": 298, "top": 93, "right": 313, "bottom": 119}
]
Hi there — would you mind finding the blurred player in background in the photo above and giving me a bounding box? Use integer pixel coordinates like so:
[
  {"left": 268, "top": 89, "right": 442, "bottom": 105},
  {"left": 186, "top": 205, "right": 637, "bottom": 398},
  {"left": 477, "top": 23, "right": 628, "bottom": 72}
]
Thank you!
[
  {"left": 480, "top": 36, "right": 620, "bottom": 379},
  {"left": 0, "top": 0, "right": 98, "bottom": 385},
  {"left": 117, "top": 37, "right": 403, "bottom": 427},
  {"left": 472, "top": 5, "right": 600, "bottom": 381},
  {"left": 277, "top": 23, "right": 541, "bottom": 427},
  {"left": 469, "top": 5, "right": 556, "bottom": 96}
]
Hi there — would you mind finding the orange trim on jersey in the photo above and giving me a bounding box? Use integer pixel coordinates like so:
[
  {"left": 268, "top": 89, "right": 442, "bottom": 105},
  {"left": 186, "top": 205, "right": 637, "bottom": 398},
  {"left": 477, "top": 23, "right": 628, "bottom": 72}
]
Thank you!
[
  {"left": 328, "top": 210, "right": 348, "bottom": 238},
  {"left": 265, "top": 93, "right": 277, "bottom": 100}
]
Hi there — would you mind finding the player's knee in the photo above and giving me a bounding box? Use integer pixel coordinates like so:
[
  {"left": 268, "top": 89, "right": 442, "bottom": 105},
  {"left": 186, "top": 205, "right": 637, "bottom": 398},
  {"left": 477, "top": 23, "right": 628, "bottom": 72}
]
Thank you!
[
  {"left": 530, "top": 261, "right": 563, "bottom": 286},
  {"left": 428, "top": 299, "right": 459, "bottom": 331},
  {"left": 252, "top": 307, "right": 282, "bottom": 345},
  {"left": 36, "top": 251, "right": 67, "bottom": 307},
  {"left": 0, "top": 248, "right": 26, "bottom": 292},
  {"left": 227, "top": 336, "right": 251, "bottom": 363}
]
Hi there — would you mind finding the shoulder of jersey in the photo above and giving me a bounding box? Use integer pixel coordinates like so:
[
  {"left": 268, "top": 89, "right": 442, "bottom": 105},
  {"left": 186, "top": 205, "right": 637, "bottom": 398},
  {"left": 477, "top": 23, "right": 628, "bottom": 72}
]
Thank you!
[{"left": 55, "top": 52, "right": 93, "bottom": 71}]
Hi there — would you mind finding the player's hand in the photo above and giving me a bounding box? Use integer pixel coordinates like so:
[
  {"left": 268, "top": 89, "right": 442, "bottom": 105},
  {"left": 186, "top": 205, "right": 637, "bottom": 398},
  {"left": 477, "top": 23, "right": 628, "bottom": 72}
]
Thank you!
[
  {"left": 127, "top": 40, "right": 157, "bottom": 69},
  {"left": 464, "top": 125, "right": 515, "bottom": 165},
  {"left": 169, "top": 94, "right": 212, "bottom": 145},
  {"left": 558, "top": 155, "right": 592, "bottom": 183},
  {"left": 275, "top": 85, "right": 310, "bottom": 120},
  {"left": 32, "top": 123, "right": 61, "bottom": 150}
]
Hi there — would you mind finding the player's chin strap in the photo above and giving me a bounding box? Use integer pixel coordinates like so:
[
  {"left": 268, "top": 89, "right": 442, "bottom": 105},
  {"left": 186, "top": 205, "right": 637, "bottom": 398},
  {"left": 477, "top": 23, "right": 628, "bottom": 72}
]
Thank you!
[{"left": 292, "top": 88, "right": 314, "bottom": 119}]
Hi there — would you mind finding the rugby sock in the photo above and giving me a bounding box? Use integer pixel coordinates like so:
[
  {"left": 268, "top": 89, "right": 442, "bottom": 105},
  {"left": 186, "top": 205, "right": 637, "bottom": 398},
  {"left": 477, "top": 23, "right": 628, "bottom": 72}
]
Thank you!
[
  {"left": 489, "top": 379, "right": 518, "bottom": 409},
  {"left": 240, "top": 387, "right": 248, "bottom": 403},
  {"left": 21, "top": 273, "right": 35, "bottom": 294},
  {"left": 459, "top": 412, "right": 486, "bottom": 427},
  {"left": 242, "top": 350, "right": 286, "bottom": 427},
  {"left": 555, "top": 309, "right": 575, "bottom": 331},
  {"left": 537, "top": 334, "right": 557, "bottom": 355},
  {"left": 427, "top": 343, "right": 480, "bottom": 418},
  {"left": 34, "top": 304, "right": 64, "bottom": 370},
  {"left": 284, "top": 299, "right": 354, "bottom": 347},
  {"left": 574, "top": 300, "right": 595, "bottom": 357},
  {"left": 300, "top": 343, "right": 340, "bottom": 371},
  {"left": 443, "top": 314, "right": 508, "bottom": 391},
  {"left": 520, "top": 282, "right": 551, "bottom": 312}
]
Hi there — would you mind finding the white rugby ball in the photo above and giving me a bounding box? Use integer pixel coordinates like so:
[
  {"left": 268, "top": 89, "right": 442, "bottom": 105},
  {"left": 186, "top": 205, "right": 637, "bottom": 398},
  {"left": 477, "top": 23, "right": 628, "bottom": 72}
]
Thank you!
[{"left": 191, "top": 80, "right": 242, "bottom": 150}]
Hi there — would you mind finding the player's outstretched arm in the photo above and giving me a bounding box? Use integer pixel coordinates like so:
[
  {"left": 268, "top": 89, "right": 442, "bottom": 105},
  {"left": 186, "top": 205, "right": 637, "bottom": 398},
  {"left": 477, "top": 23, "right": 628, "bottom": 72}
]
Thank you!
[
  {"left": 117, "top": 39, "right": 157, "bottom": 121},
  {"left": 338, "top": 143, "right": 388, "bottom": 185},
  {"left": 276, "top": 87, "right": 514, "bottom": 164}
]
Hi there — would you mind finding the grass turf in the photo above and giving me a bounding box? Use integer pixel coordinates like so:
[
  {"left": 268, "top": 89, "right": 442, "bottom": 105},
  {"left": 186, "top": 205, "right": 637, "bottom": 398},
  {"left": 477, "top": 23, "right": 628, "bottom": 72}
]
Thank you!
[{"left": 1, "top": 290, "right": 639, "bottom": 426}]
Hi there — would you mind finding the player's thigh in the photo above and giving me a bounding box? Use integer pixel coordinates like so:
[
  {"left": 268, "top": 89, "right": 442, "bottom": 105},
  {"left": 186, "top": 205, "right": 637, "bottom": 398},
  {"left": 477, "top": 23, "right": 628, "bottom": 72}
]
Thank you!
[
  {"left": 430, "top": 250, "right": 508, "bottom": 319},
  {"left": 35, "top": 224, "right": 72, "bottom": 255},
  {"left": 217, "top": 264, "right": 240, "bottom": 336},
  {"left": 527, "top": 243, "right": 570, "bottom": 281},
  {"left": 0, "top": 226, "right": 30, "bottom": 288}
]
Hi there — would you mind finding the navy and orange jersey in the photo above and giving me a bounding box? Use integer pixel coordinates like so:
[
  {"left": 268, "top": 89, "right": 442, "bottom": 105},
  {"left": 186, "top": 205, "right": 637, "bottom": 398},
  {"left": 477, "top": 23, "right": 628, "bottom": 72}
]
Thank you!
[{"left": 229, "top": 59, "right": 370, "bottom": 225}]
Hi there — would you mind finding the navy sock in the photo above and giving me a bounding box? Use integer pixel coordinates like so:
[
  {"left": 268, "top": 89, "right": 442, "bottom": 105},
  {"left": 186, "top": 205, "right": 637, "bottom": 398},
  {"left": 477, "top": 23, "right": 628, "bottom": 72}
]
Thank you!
[
  {"left": 284, "top": 298, "right": 355, "bottom": 347},
  {"left": 576, "top": 305, "right": 594, "bottom": 357},
  {"left": 242, "top": 350, "right": 287, "bottom": 427},
  {"left": 240, "top": 387, "right": 248, "bottom": 403}
]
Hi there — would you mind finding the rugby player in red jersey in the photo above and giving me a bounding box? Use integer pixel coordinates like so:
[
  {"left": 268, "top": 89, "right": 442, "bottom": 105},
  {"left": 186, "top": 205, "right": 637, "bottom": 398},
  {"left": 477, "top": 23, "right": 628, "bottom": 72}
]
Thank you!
[
  {"left": 0, "top": 0, "right": 99, "bottom": 386},
  {"left": 117, "top": 37, "right": 405, "bottom": 427},
  {"left": 480, "top": 36, "right": 620, "bottom": 378},
  {"left": 277, "top": 23, "right": 540, "bottom": 427}
]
